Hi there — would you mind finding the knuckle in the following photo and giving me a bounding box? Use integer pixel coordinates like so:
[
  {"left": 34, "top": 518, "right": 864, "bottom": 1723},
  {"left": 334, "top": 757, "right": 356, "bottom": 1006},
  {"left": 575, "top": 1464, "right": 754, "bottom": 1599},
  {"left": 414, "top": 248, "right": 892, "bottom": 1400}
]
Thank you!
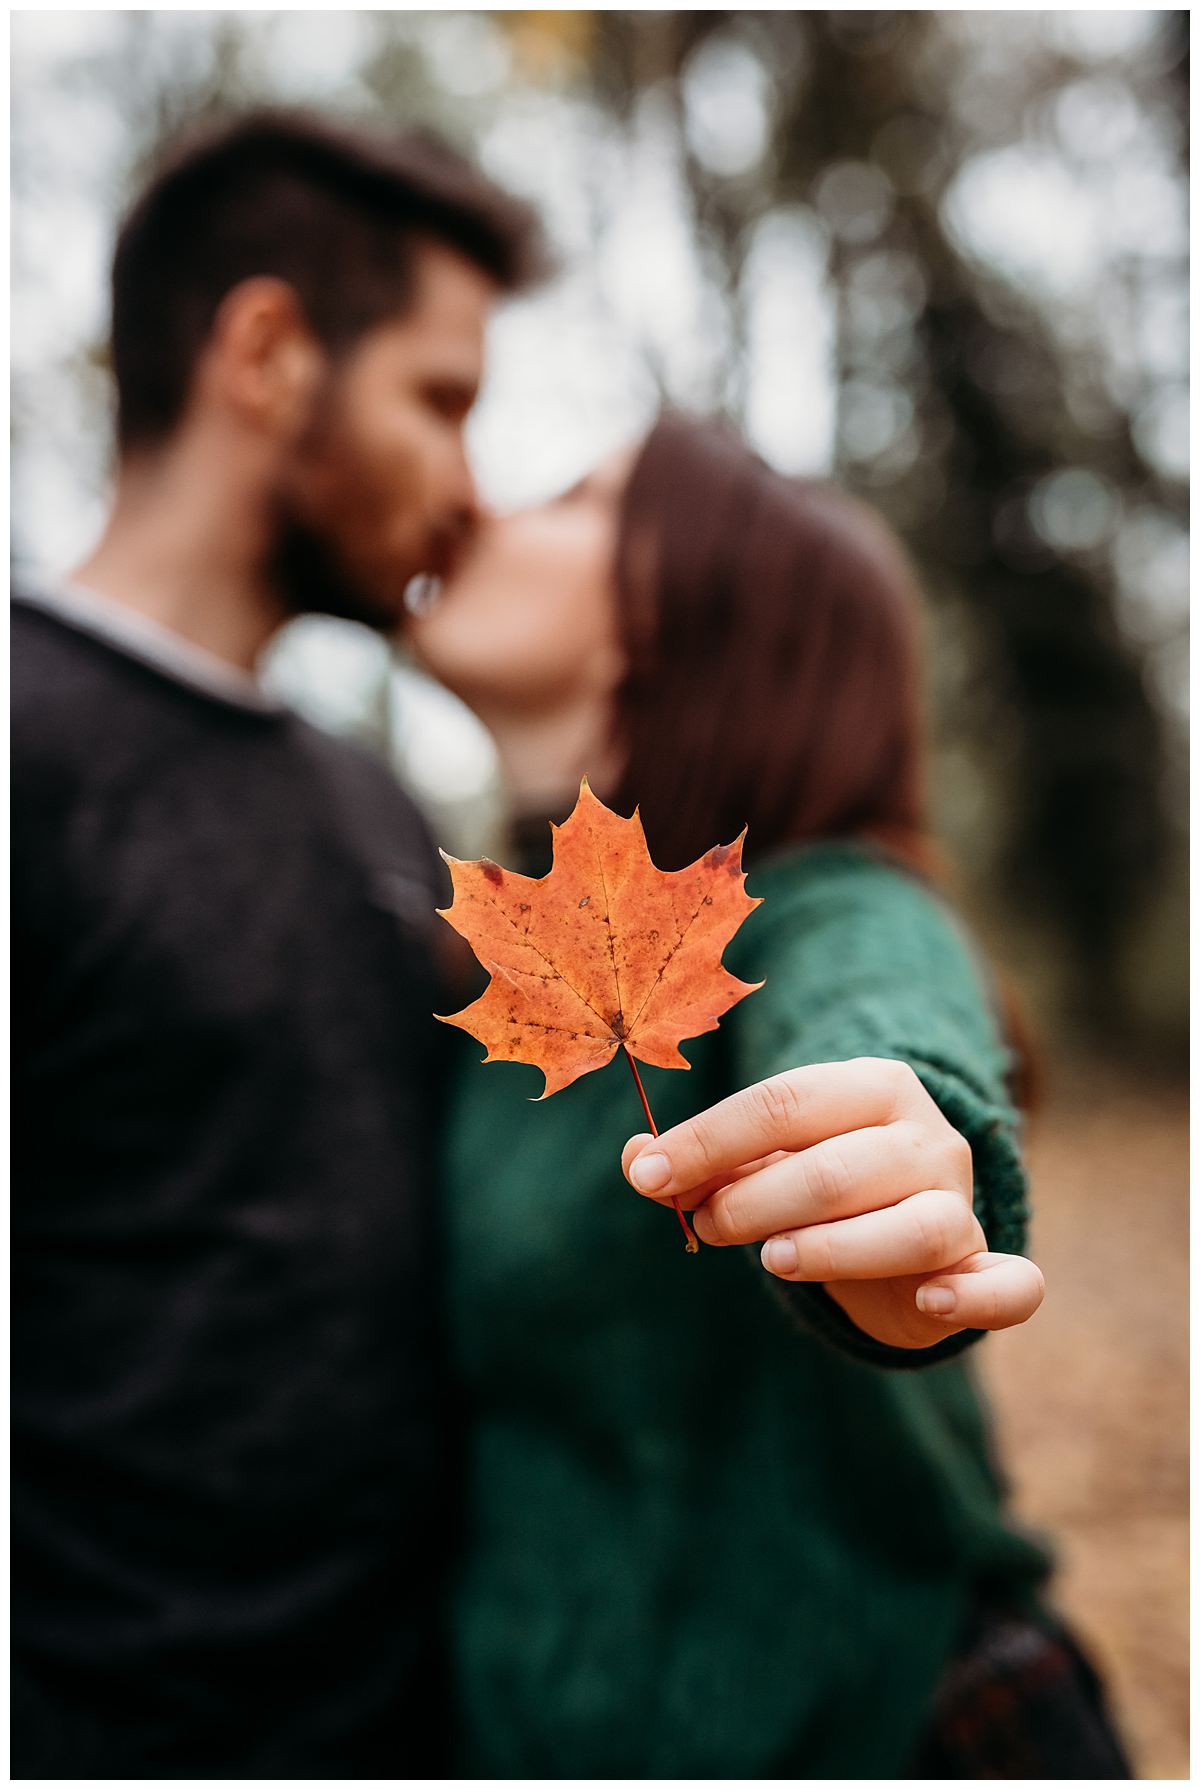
[
  {"left": 938, "top": 1129, "right": 974, "bottom": 1192},
  {"left": 863, "top": 1056, "right": 921, "bottom": 1108},
  {"left": 907, "top": 1210, "right": 944, "bottom": 1265},
  {"left": 954, "top": 1132, "right": 974, "bottom": 1187},
  {"left": 683, "top": 1116, "right": 722, "bottom": 1181},
  {"left": 798, "top": 1228, "right": 838, "bottom": 1283},
  {"left": 891, "top": 1057, "right": 920, "bottom": 1096},
  {"left": 803, "top": 1144, "right": 854, "bottom": 1215},
  {"left": 907, "top": 1193, "right": 957, "bottom": 1264},
  {"left": 708, "top": 1183, "right": 749, "bottom": 1244},
  {"left": 893, "top": 1118, "right": 933, "bottom": 1180},
  {"left": 749, "top": 1073, "right": 806, "bottom": 1139}
]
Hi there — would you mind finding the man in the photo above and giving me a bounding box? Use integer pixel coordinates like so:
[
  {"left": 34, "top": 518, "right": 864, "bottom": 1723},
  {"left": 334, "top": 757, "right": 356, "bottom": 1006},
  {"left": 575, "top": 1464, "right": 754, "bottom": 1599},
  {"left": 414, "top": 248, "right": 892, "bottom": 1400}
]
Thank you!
[{"left": 12, "top": 109, "right": 546, "bottom": 1777}]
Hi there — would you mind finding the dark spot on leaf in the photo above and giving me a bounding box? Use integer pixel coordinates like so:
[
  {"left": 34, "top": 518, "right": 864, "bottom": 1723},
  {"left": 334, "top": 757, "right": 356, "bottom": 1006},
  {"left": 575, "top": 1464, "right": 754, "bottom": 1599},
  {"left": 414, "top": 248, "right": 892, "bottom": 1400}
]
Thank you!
[
  {"left": 703, "top": 895, "right": 713, "bottom": 905},
  {"left": 609, "top": 1010, "right": 626, "bottom": 1038},
  {"left": 519, "top": 902, "right": 531, "bottom": 913},
  {"left": 481, "top": 859, "right": 504, "bottom": 886}
]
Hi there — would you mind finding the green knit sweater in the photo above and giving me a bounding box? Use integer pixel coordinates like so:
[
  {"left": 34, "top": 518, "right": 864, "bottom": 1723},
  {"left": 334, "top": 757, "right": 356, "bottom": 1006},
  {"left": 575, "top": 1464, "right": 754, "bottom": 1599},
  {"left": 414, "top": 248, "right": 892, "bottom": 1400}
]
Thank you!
[{"left": 444, "top": 842, "right": 1053, "bottom": 1778}]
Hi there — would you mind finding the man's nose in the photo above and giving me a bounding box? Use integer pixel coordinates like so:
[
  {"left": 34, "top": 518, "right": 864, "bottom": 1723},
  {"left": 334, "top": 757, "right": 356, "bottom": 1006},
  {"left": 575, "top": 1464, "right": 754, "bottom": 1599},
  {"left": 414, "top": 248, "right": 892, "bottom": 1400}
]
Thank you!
[
  {"left": 449, "top": 422, "right": 479, "bottom": 497},
  {"left": 447, "top": 448, "right": 484, "bottom": 528}
]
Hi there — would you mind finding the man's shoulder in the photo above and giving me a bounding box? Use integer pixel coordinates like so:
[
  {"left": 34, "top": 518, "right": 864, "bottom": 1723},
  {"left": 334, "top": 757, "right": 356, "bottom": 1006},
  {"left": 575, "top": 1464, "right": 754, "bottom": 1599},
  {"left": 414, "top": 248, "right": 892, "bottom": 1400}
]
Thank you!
[
  {"left": 11, "top": 596, "right": 122, "bottom": 766},
  {"left": 13, "top": 591, "right": 108, "bottom": 689},
  {"left": 11, "top": 591, "right": 174, "bottom": 723},
  {"left": 12, "top": 592, "right": 274, "bottom": 773}
]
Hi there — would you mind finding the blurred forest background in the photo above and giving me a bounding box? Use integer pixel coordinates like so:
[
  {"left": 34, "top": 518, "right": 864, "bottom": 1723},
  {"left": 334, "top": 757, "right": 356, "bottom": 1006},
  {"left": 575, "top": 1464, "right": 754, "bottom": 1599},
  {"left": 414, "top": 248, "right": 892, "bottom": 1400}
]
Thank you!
[{"left": 10, "top": 11, "right": 1189, "bottom": 1775}]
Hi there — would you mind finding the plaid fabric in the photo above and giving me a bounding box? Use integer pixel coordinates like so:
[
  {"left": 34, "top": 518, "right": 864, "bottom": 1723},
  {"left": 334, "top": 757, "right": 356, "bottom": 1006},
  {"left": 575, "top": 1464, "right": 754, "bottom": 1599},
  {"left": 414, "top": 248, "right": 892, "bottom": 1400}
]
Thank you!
[{"left": 907, "top": 1602, "right": 1134, "bottom": 1780}]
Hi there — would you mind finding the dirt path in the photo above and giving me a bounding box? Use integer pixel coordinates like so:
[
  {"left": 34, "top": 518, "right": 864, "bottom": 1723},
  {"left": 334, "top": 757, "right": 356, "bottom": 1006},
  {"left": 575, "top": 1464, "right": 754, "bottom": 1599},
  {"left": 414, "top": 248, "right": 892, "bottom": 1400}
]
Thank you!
[{"left": 980, "top": 1062, "right": 1188, "bottom": 1779}]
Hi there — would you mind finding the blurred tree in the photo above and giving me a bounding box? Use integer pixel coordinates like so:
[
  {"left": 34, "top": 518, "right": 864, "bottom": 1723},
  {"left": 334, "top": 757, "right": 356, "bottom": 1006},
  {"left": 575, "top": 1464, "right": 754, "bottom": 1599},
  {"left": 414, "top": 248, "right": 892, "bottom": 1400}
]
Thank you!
[{"left": 572, "top": 9, "right": 1188, "bottom": 1047}]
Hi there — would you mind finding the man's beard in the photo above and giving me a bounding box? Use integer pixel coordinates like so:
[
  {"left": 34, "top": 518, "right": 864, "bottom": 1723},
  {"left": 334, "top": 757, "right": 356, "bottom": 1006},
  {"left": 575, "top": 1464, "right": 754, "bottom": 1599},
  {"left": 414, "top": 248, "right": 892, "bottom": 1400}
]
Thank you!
[
  {"left": 263, "top": 368, "right": 417, "bottom": 637},
  {"left": 265, "top": 503, "right": 407, "bottom": 637}
]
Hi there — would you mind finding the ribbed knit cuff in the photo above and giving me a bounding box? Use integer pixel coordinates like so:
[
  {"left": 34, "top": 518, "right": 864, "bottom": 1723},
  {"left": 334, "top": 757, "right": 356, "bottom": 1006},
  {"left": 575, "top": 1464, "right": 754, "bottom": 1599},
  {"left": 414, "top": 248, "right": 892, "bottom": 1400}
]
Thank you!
[{"left": 909, "top": 1056, "right": 1029, "bottom": 1259}]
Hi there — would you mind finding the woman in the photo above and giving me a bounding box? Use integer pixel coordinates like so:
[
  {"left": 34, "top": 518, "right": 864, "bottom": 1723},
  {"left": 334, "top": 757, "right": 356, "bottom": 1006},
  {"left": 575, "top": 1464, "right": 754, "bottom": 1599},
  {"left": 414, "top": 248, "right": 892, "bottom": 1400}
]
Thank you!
[{"left": 407, "top": 414, "right": 1130, "bottom": 1777}]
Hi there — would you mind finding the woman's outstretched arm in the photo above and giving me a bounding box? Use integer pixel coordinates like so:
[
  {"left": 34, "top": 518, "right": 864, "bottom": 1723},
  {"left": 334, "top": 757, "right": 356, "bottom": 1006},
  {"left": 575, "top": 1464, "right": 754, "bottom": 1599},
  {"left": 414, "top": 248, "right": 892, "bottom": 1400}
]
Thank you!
[{"left": 620, "top": 844, "right": 1045, "bottom": 1359}]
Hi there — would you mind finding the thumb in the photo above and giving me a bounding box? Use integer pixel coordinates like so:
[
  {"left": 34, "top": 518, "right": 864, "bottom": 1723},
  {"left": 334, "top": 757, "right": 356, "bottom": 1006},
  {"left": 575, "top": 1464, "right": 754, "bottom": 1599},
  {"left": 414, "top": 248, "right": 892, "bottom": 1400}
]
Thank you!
[
  {"left": 621, "top": 1134, "right": 790, "bottom": 1206},
  {"left": 621, "top": 1133, "right": 656, "bottom": 1185},
  {"left": 915, "top": 1251, "right": 1045, "bottom": 1332}
]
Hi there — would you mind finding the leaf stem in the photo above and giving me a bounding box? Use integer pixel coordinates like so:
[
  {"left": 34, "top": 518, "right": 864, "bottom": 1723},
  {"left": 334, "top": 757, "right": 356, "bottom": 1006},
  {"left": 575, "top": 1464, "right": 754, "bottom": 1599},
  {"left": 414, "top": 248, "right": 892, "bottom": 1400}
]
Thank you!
[{"left": 621, "top": 1045, "right": 699, "bottom": 1254}]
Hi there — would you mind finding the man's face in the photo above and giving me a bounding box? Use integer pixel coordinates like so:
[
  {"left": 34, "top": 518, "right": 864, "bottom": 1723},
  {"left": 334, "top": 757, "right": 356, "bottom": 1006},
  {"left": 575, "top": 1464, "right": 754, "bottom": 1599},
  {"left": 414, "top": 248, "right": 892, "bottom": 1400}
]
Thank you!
[{"left": 269, "top": 240, "right": 496, "bottom": 632}]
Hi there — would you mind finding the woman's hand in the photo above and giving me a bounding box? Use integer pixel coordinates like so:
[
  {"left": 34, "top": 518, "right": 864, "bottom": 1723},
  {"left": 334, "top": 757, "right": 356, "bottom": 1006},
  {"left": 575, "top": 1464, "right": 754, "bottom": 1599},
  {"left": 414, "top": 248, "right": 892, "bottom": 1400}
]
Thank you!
[{"left": 621, "top": 1057, "right": 1044, "bottom": 1350}]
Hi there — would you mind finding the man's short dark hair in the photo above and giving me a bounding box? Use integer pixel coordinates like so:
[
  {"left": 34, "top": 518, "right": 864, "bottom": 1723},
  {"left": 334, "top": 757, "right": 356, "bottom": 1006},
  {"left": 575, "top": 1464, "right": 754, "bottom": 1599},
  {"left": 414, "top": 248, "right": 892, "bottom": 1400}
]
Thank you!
[{"left": 111, "top": 108, "right": 551, "bottom": 453}]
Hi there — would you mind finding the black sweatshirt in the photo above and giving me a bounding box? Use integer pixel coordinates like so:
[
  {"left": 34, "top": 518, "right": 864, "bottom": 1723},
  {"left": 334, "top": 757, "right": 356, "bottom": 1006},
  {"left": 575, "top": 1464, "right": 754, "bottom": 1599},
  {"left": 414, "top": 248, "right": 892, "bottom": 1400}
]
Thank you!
[{"left": 12, "top": 595, "right": 457, "bottom": 1777}]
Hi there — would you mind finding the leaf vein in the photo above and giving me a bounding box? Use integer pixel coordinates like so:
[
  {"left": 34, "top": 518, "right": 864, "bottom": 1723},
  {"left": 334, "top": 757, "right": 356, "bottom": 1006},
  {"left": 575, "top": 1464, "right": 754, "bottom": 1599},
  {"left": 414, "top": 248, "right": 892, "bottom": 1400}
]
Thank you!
[
  {"left": 624, "top": 886, "right": 714, "bottom": 1041},
  {"left": 480, "top": 890, "right": 611, "bottom": 1029},
  {"left": 590, "top": 819, "right": 624, "bottom": 1029}
]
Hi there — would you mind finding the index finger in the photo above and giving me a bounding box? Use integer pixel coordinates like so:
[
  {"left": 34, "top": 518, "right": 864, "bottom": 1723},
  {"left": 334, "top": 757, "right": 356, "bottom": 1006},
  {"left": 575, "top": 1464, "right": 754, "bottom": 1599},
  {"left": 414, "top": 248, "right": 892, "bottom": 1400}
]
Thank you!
[{"left": 623, "top": 1058, "right": 929, "bottom": 1200}]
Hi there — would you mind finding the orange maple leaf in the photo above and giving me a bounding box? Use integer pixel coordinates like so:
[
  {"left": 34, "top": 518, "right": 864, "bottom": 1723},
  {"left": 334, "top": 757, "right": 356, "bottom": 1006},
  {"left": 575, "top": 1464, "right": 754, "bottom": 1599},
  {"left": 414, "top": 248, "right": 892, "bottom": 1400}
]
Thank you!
[{"left": 434, "top": 778, "right": 764, "bottom": 1100}]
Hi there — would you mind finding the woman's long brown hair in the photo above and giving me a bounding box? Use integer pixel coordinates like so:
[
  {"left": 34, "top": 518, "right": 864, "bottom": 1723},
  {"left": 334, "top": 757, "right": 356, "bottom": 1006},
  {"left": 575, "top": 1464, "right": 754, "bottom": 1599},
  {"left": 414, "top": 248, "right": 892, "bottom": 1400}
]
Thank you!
[
  {"left": 606, "top": 412, "right": 1037, "bottom": 1111},
  {"left": 609, "top": 411, "right": 934, "bottom": 874}
]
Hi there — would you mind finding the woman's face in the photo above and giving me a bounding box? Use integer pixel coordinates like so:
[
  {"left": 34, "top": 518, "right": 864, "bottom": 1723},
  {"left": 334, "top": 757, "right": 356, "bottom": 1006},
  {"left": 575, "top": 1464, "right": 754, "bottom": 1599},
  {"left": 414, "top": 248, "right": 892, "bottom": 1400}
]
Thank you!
[{"left": 405, "top": 447, "right": 635, "bottom": 719}]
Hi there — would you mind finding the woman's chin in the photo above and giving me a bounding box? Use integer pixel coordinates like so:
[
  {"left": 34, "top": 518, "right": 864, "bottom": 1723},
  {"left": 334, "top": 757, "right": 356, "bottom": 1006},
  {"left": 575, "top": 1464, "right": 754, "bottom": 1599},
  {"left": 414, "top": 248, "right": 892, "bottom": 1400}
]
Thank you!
[{"left": 400, "top": 616, "right": 472, "bottom": 704}]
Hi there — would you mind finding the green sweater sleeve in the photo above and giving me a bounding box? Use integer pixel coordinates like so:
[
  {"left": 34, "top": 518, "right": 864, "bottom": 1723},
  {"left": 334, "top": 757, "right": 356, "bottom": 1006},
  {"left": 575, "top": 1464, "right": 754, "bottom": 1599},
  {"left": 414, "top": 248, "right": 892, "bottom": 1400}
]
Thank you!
[{"left": 725, "top": 843, "right": 1030, "bottom": 1371}]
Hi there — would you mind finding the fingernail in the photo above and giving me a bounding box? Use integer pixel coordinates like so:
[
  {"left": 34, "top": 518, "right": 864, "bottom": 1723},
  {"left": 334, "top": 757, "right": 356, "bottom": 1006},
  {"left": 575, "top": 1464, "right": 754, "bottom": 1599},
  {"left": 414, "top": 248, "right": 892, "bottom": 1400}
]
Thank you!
[
  {"left": 762, "top": 1238, "right": 798, "bottom": 1275},
  {"left": 629, "top": 1152, "right": 670, "bottom": 1192},
  {"left": 916, "top": 1285, "right": 957, "bottom": 1316}
]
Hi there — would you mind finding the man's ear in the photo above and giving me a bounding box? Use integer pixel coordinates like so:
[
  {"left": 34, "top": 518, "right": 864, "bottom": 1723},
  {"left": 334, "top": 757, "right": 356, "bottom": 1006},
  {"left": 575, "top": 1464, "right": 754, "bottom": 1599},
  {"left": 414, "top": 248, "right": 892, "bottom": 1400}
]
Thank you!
[{"left": 205, "top": 276, "right": 325, "bottom": 439}]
